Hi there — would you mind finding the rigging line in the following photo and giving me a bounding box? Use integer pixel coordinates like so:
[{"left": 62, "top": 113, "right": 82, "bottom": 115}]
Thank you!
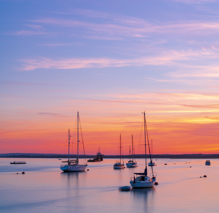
[
  {"left": 79, "top": 115, "right": 86, "bottom": 161},
  {"left": 71, "top": 119, "right": 77, "bottom": 156},
  {"left": 145, "top": 115, "right": 154, "bottom": 176},
  {"left": 143, "top": 112, "right": 147, "bottom": 168},
  {"left": 138, "top": 116, "right": 144, "bottom": 155}
]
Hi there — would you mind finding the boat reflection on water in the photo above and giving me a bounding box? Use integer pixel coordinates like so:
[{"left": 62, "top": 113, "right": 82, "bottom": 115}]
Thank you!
[
  {"left": 131, "top": 187, "right": 155, "bottom": 211},
  {"left": 131, "top": 187, "right": 155, "bottom": 195},
  {"left": 60, "top": 172, "right": 87, "bottom": 211},
  {"left": 60, "top": 172, "right": 87, "bottom": 189}
]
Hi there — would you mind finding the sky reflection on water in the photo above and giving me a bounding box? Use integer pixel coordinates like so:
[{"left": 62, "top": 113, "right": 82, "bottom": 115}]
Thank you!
[{"left": 1, "top": 158, "right": 219, "bottom": 213}]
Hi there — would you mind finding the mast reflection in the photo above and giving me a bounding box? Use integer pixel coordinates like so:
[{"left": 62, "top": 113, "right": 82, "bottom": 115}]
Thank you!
[{"left": 131, "top": 187, "right": 155, "bottom": 211}]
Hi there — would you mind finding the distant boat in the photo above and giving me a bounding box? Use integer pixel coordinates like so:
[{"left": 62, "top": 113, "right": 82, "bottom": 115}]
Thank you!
[
  {"left": 205, "top": 160, "right": 211, "bottom": 166},
  {"left": 10, "top": 161, "right": 26, "bottom": 164},
  {"left": 148, "top": 140, "right": 156, "bottom": 167},
  {"left": 87, "top": 147, "right": 103, "bottom": 162},
  {"left": 96, "top": 148, "right": 103, "bottom": 161},
  {"left": 114, "top": 134, "right": 125, "bottom": 169},
  {"left": 119, "top": 186, "right": 131, "bottom": 191},
  {"left": 60, "top": 112, "right": 87, "bottom": 172},
  {"left": 130, "top": 112, "right": 157, "bottom": 188},
  {"left": 148, "top": 160, "right": 156, "bottom": 167},
  {"left": 126, "top": 134, "right": 138, "bottom": 168}
]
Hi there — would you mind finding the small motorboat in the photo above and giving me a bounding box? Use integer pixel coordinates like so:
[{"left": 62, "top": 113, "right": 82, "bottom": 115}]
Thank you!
[
  {"left": 119, "top": 186, "right": 131, "bottom": 191},
  {"left": 205, "top": 160, "right": 211, "bottom": 166},
  {"left": 87, "top": 147, "right": 103, "bottom": 162},
  {"left": 10, "top": 161, "right": 26, "bottom": 164}
]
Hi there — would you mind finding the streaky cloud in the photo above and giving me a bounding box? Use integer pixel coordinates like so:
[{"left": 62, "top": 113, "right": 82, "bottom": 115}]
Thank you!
[
  {"left": 182, "top": 104, "right": 219, "bottom": 108},
  {"left": 37, "top": 112, "right": 62, "bottom": 116},
  {"left": 39, "top": 43, "right": 80, "bottom": 47},
  {"left": 19, "top": 48, "right": 217, "bottom": 71},
  {"left": 167, "top": 64, "right": 219, "bottom": 78},
  {"left": 12, "top": 30, "right": 47, "bottom": 36},
  {"left": 25, "top": 24, "right": 42, "bottom": 30},
  {"left": 0, "top": 81, "right": 54, "bottom": 86},
  {"left": 172, "top": 0, "right": 216, "bottom": 4},
  {"left": 30, "top": 17, "right": 219, "bottom": 39}
]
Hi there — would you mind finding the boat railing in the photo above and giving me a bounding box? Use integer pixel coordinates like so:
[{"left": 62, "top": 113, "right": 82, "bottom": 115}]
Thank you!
[
  {"left": 130, "top": 176, "right": 155, "bottom": 182},
  {"left": 62, "top": 160, "right": 78, "bottom": 163}
]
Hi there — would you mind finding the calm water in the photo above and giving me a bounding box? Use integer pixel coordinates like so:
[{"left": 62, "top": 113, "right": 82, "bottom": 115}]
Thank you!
[{"left": 0, "top": 158, "right": 219, "bottom": 213}]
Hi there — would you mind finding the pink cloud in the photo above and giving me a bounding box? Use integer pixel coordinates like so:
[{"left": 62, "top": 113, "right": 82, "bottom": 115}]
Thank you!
[
  {"left": 19, "top": 48, "right": 217, "bottom": 71},
  {"left": 167, "top": 64, "right": 219, "bottom": 78},
  {"left": 30, "top": 17, "right": 219, "bottom": 39}
]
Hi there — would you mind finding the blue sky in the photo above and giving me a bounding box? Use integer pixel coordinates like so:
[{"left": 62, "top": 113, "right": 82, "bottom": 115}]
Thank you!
[{"left": 1, "top": 0, "right": 219, "bottom": 154}]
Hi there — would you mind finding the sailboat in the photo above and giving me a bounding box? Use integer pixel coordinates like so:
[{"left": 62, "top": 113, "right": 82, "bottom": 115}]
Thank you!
[
  {"left": 130, "top": 112, "right": 156, "bottom": 188},
  {"left": 126, "top": 134, "right": 138, "bottom": 168},
  {"left": 148, "top": 140, "right": 156, "bottom": 167},
  {"left": 113, "top": 134, "right": 125, "bottom": 169},
  {"left": 60, "top": 112, "right": 87, "bottom": 172}
]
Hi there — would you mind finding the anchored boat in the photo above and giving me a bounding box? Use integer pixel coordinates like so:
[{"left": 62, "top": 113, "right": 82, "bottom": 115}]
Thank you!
[
  {"left": 205, "top": 160, "right": 211, "bottom": 166},
  {"left": 114, "top": 134, "right": 125, "bottom": 169},
  {"left": 60, "top": 112, "right": 87, "bottom": 172},
  {"left": 148, "top": 160, "right": 156, "bottom": 167},
  {"left": 148, "top": 140, "right": 156, "bottom": 167},
  {"left": 126, "top": 134, "right": 138, "bottom": 168},
  {"left": 130, "top": 112, "right": 157, "bottom": 188},
  {"left": 87, "top": 147, "right": 103, "bottom": 162}
]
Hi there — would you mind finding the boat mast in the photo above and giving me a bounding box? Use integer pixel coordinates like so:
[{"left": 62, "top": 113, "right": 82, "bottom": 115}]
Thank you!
[
  {"left": 145, "top": 113, "right": 154, "bottom": 176},
  {"left": 77, "top": 111, "right": 79, "bottom": 165},
  {"left": 132, "top": 134, "right": 134, "bottom": 161},
  {"left": 143, "top": 112, "right": 148, "bottom": 171},
  {"left": 68, "top": 129, "right": 71, "bottom": 164},
  {"left": 151, "top": 139, "right": 153, "bottom": 155},
  {"left": 120, "top": 134, "right": 122, "bottom": 163},
  {"left": 147, "top": 131, "right": 154, "bottom": 176}
]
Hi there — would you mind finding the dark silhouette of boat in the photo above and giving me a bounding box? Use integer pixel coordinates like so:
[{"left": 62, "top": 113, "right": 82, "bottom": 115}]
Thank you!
[
  {"left": 10, "top": 161, "right": 26, "bottom": 164},
  {"left": 205, "top": 160, "right": 211, "bottom": 166},
  {"left": 88, "top": 148, "right": 103, "bottom": 162}
]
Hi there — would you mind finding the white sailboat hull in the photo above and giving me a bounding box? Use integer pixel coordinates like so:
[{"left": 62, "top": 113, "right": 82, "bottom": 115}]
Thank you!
[
  {"left": 60, "top": 164, "right": 87, "bottom": 172},
  {"left": 126, "top": 162, "right": 138, "bottom": 168},
  {"left": 130, "top": 177, "right": 156, "bottom": 188},
  {"left": 148, "top": 162, "right": 156, "bottom": 166},
  {"left": 113, "top": 163, "right": 125, "bottom": 169},
  {"left": 129, "top": 112, "right": 157, "bottom": 189}
]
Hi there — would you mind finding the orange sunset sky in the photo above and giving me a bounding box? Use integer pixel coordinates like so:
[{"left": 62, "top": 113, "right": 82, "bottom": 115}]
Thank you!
[{"left": 1, "top": 0, "right": 219, "bottom": 155}]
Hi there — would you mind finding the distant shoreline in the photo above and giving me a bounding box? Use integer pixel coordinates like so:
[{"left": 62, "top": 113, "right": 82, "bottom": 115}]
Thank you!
[{"left": 1, "top": 153, "right": 219, "bottom": 159}]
